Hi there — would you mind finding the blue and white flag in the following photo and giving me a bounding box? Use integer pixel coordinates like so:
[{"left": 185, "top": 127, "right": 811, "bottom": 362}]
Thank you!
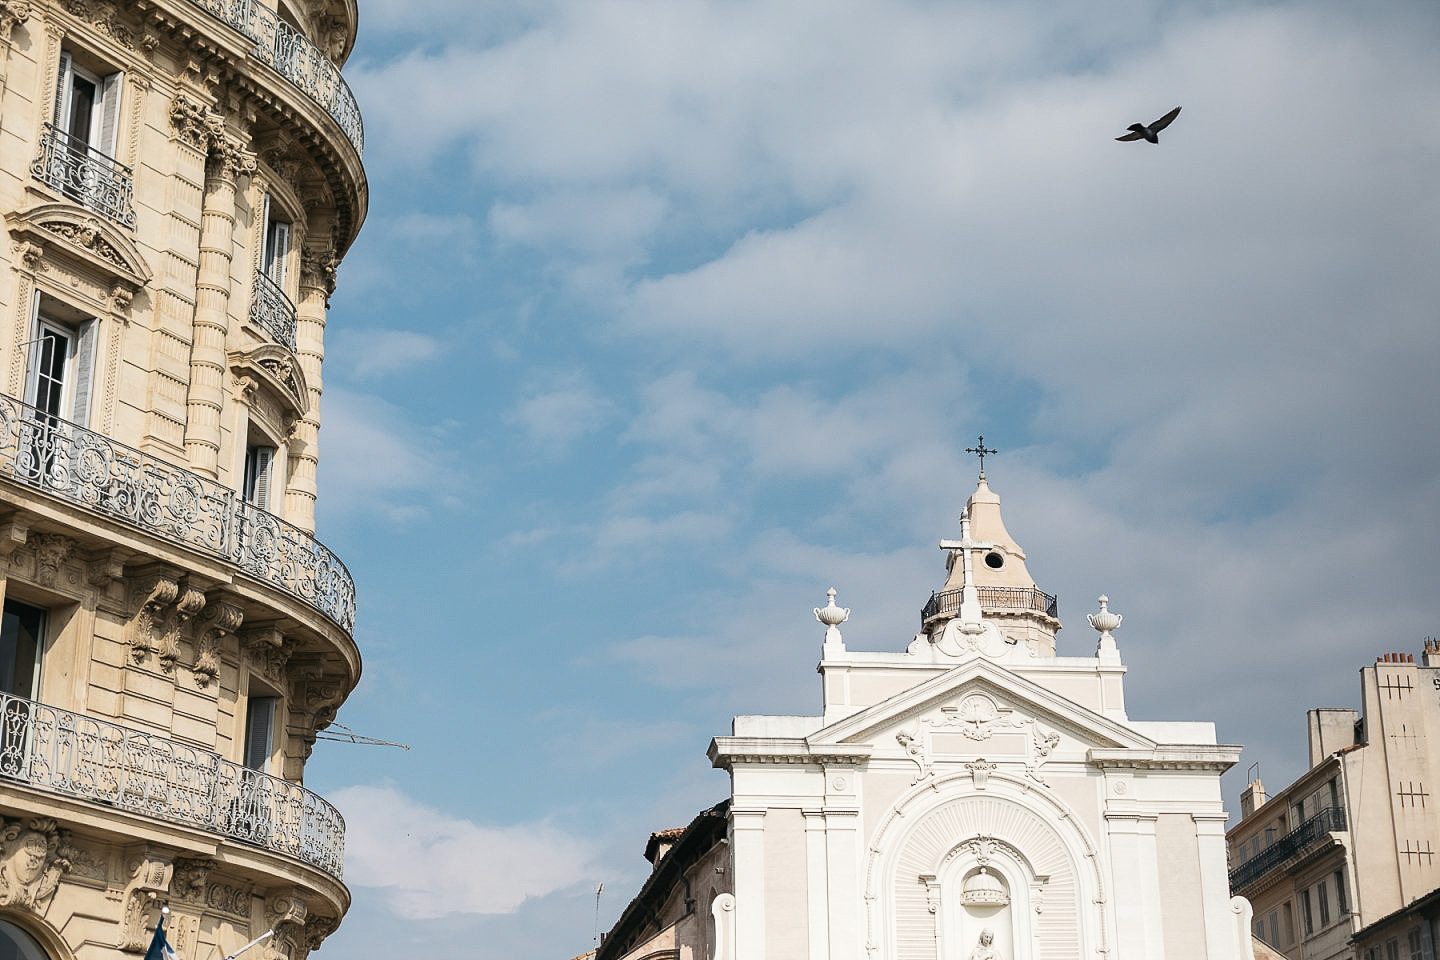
[{"left": 144, "top": 912, "right": 177, "bottom": 960}]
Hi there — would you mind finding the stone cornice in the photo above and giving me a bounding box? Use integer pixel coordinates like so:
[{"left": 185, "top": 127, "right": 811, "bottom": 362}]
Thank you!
[
  {"left": 1087, "top": 744, "right": 1243, "bottom": 772},
  {"left": 708, "top": 737, "right": 872, "bottom": 769}
]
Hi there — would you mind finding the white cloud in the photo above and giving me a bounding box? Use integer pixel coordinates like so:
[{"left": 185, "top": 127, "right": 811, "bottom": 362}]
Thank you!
[
  {"left": 332, "top": 783, "right": 596, "bottom": 919},
  {"left": 508, "top": 373, "right": 615, "bottom": 452},
  {"left": 316, "top": 388, "right": 457, "bottom": 524},
  {"left": 329, "top": 329, "right": 443, "bottom": 380}
]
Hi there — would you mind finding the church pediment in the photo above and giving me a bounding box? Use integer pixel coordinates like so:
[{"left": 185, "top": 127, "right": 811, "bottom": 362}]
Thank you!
[{"left": 807, "top": 660, "right": 1156, "bottom": 754}]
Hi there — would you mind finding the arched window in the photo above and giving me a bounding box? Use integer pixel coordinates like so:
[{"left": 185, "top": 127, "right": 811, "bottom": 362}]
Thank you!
[{"left": 0, "top": 918, "right": 52, "bottom": 960}]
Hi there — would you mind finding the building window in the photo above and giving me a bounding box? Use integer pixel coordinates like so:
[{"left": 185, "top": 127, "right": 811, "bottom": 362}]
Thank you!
[
  {"left": 0, "top": 600, "right": 45, "bottom": 699},
  {"left": 1264, "top": 825, "right": 1277, "bottom": 848},
  {"left": 1408, "top": 929, "right": 1422, "bottom": 960},
  {"left": 1317, "top": 880, "right": 1330, "bottom": 926},
  {"left": 37, "top": 50, "right": 134, "bottom": 226},
  {"left": 54, "top": 51, "right": 123, "bottom": 160},
  {"left": 1301, "top": 888, "right": 1314, "bottom": 935},
  {"left": 1283, "top": 902, "right": 1295, "bottom": 945},
  {"left": 25, "top": 301, "right": 97, "bottom": 428},
  {"left": 242, "top": 442, "right": 276, "bottom": 511},
  {"left": 0, "top": 918, "right": 49, "bottom": 960},
  {"left": 1334, "top": 869, "right": 1348, "bottom": 914},
  {"left": 1268, "top": 911, "right": 1279, "bottom": 947},
  {"left": 1385, "top": 938, "right": 1399, "bottom": 960},
  {"left": 261, "top": 203, "right": 292, "bottom": 291},
  {"left": 1329, "top": 777, "right": 1341, "bottom": 810},
  {"left": 242, "top": 694, "right": 278, "bottom": 772}
]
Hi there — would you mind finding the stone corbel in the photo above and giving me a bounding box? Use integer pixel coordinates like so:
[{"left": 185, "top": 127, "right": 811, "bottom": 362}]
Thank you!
[
  {"left": 168, "top": 857, "right": 215, "bottom": 906},
  {"left": 0, "top": 0, "right": 32, "bottom": 45},
  {"left": 119, "top": 850, "right": 174, "bottom": 952},
  {"left": 84, "top": 546, "right": 130, "bottom": 589},
  {"left": 241, "top": 626, "right": 294, "bottom": 686},
  {"left": 0, "top": 816, "right": 75, "bottom": 915},
  {"left": 192, "top": 597, "right": 243, "bottom": 687},
  {"left": 265, "top": 890, "right": 309, "bottom": 960},
  {"left": 127, "top": 574, "right": 179, "bottom": 664},
  {"left": 919, "top": 874, "right": 940, "bottom": 915},
  {"left": 300, "top": 915, "right": 338, "bottom": 960},
  {"left": 157, "top": 586, "right": 206, "bottom": 675},
  {"left": 288, "top": 660, "right": 344, "bottom": 762}
]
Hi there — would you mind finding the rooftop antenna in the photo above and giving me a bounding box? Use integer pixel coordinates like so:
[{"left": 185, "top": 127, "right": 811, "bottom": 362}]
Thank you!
[
  {"left": 592, "top": 881, "right": 605, "bottom": 946},
  {"left": 1246, "top": 762, "right": 1260, "bottom": 784},
  {"left": 313, "top": 722, "right": 410, "bottom": 750}
]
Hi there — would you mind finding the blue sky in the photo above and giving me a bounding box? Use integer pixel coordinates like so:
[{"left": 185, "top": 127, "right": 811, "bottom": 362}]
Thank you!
[{"left": 298, "top": 2, "right": 1440, "bottom": 957}]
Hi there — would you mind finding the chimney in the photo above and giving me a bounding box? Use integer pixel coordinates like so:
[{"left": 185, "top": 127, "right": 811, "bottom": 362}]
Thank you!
[
  {"left": 1240, "top": 778, "right": 1266, "bottom": 819},
  {"left": 1423, "top": 638, "right": 1439, "bottom": 668}
]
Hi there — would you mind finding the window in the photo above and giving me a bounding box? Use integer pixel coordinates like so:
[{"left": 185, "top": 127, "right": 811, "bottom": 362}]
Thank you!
[
  {"left": 1329, "top": 777, "right": 1341, "bottom": 811},
  {"left": 1264, "top": 825, "right": 1277, "bottom": 848},
  {"left": 24, "top": 299, "right": 98, "bottom": 428},
  {"left": 1407, "top": 929, "right": 1422, "bottom": 960},
  {"left": 0, "top": 919, "right": 49, "bottom": 960},
  {"left": 54, "top": 51, "right": 123, "bottom": 160},
  {"left": 1250, "top": 837, "right": 1260, "bottom": 860},
  {"left": 1301, "top": 888, "right": 1314, "bottom": 935},
  {"left": 0, "top": 600, "right": 45, "bottom": 699},
  {"left": 1318, "top": 879, "right": 1331, "bottom": 926},
  {"left": 260, "top": 197, "right": 291, "bottom": 290},
  {"left": 242, "top": 695, "right": 277, "bottom": 771},
  {"left": 1334, "top": 869, "right": 1348, "bottom": 914},
  {"left": 1385, "top": 938, "right": 1399, "bottom": 960},
  {"left": 1283, "top": 902, "right": 1295, "bottom": 946},
  {"left": 1267, "top": 911, "right": 1279, "bottom": 947},
  {"left": 242, "top": 443, "right": 276, "bottom": 510}
]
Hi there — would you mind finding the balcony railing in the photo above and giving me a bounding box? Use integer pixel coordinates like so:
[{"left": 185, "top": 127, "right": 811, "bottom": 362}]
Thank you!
[
  {"left": 30, "top": 125, "right": 136, "bottom": 229},
  {"left": 0, "top": 395, "right": 355, "bottom": 635},
  {"left": 921, "top": 585, "right": 1059, "bottom": 625},
  {"left": 251, "top": 271, "right": 299, "bottom": 350},
  {"left": 1228, "top": 806, "right": 1347, "bottom": 893},
  {"left": 186, "top": 0, "right": 364, "bottom": 156},
  {"left": 0, "top": 692, "right": 344, "bottom": 879}
]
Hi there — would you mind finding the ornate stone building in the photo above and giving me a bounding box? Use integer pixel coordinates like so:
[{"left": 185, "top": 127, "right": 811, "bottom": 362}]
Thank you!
[
  {"left": 601, "top": 471, "right": 1266, "bottom": 960},
  {"left": 0, "top": 0, "right": 365, "bottom": 956}
]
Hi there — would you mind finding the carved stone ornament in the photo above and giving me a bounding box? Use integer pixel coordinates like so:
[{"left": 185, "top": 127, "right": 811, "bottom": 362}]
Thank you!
[
  {"left": 0, "top": 0, "right": 32, "bottom": 43},
  {"left": 303, "top": 915, "right": 339, "bottom": 953},
  {"left": 157, "top": 587, "right": 206, "bottom": 675},
  {"left": 298, "top": 247, "right": 337, "bottom": 296},
  {"left": 193, "top": 599, "right": 243, "bottom": 687},
  {"left": 169, "top": 857, "right": 215, "bottom": 905},
  {"left": 928, "top": 693, "right": 1027, "bottom": 742},
  {"left": 110, "top": 280, "right": 137, "bottom": 314},
  {"left": 210, "top": 134, "right": 258, "bottom": 181},
  {"left": 966, "top": 758, "right": 997, "bottom": 790},
  {"left": 6, "top": 204, "right": 154, "bottom": 290},
  {"left": 31, "top": 532, "right": 74, "bottom": 586},
  {"left": 242, "top": 627, "right": 294, "bottom": 686},
  {"left": 205, "top": 880, "right": 253, "bottom": 919},
  {"left": 168, "top": 93, "right": 211, "bottom": 151},
  {"left": 0, "top": 817, "right": 74, "bottom": 915},
  {"left": 128, "top": 575, "right": 179, "bottom": 664},
  {"left": 120, "top": 852, "right": 173, "bottom": 952},
  {"left": 266, "top": 891, "right": 309, "bottom": 960},
  {"left": 896, "top": 727, "right": 932, "bottom": 784},
  {"left": 16, "top": 239, "right": 43, "bottom": 271}
]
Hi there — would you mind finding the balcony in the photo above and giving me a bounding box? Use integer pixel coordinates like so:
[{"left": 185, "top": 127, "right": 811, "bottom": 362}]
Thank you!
[
  {"left": 186, "top": 0, "right": 364, "bottom": 156},
  {"left": 251, "top": 271, "right": 299, "bottom": 351},
  {"left": 921, "top": 586, "right": 1059, "bottom": 625},
  {"left": 1228, "top": 806, "right": 1347, "bottom": 893},
  {"left": 0, "top": 692, "right": 344, "bottom": 879},
  {"left": 30, "top": 125, "right": 136, "bottom": 229},
  {"left": 0, "top": 394, "right": 355, "bottom": 635}
]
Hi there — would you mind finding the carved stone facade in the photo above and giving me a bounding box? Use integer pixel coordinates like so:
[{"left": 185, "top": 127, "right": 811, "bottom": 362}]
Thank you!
[
  {"left": 603, "top": 475, "right": 1263, "bottom": 960},
  {"left": 0, "top": 0, "right": 364, "bottom": 955}
]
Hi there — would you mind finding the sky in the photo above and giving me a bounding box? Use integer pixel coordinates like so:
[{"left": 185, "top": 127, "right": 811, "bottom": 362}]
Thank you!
[{"left": 298, "top": 2, "right": 1440, "bottom": 958}]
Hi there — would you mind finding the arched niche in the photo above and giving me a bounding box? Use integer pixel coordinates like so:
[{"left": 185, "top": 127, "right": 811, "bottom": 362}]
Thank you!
[{"left": 865, "top": 771, "right": 1111, "bottom": 960}]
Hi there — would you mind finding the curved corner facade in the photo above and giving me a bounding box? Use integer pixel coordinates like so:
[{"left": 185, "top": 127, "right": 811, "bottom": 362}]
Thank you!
[{"left": 0, "top": 0, "right": 366, "bottom": 956}]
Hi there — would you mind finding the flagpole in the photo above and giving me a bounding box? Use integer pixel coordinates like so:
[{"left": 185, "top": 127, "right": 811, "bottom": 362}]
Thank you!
[{"left": 221, "top": 928, "right": 275, "bottom": 960}]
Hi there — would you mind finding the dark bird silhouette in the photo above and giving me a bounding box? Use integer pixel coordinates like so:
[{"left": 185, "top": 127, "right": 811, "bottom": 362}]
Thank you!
[{"left": 1116, "top": 106, "right": 1181, "bottom": 143}]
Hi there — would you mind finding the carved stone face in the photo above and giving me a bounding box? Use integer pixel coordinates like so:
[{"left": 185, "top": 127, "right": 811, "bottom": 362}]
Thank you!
[{"left": 980, "top": 930, "right": 994, "bottom": 946}]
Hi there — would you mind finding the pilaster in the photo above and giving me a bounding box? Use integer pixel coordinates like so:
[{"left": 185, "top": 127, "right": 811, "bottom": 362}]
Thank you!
[
  {"left": 1195, "top": 815, "right": 1239, "bottom": 959},
  {"left": 731, "top": 807, "right": 767, "bottom": 960},
  {"left": 803, "top": 809, "right": 830, "bottom": 960},
  {"left": 286, "top": 248, "right": 333, "bottom": 532}
]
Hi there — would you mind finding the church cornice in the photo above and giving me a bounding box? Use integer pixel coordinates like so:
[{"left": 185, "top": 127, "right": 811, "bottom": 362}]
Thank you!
[
  {"left": 1088, "top": 745, "right": 1242, "bottom": 772},
  {"left": 707, "top": 737, "right": 871, "bottom": 769}
]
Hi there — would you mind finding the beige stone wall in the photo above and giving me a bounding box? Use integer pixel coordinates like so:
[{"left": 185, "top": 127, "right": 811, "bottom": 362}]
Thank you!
[{"left": 0, "top": 0, "right": 365, "bottom": 956}]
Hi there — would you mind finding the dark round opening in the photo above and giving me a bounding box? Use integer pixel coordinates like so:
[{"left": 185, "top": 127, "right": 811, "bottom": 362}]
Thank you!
[{"left": 984, "top": 551, "right": 1004, "bottom": 569}]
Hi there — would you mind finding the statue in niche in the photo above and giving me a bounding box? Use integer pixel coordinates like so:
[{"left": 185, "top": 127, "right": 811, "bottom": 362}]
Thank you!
[{"left": 968, "top": 928, "right": 1001, "bottom": 960}]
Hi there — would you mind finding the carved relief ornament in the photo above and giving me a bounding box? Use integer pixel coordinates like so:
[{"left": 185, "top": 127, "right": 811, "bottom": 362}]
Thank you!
[
  {"left": 120, "top": 852, "right": 173, "bottom": 952},
  {"left": 0, "top": 1, "right": 33, "bottom": 44},
  {"left": 0, "top": 817, "right": 74, "bottom": 914},
  {"left": 193, "top": 599, "right": 243, "bottom": 687},
  {"left": 5, "top": 204, "right": 152, "bottom": 296}
]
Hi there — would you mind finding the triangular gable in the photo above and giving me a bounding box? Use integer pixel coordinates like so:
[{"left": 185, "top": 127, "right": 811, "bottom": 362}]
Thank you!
[{"left": 807, "top": 658, "right": 1156, "bottom": 752}]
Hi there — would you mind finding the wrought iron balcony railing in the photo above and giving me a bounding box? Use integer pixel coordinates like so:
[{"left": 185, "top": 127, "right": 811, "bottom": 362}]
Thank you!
[
  {"left": 187, "top": 0, "right": 364, "bottom": 156},
  {"left": 30, "top": 125, "right": 137, "bottom": 229},
  {"left": 921, "top": 585, "right": 1059, "bottom": 625},
  {"left": 0, "top": 692, "right": 344, "bottom": 879},
  {"left": 0, "top": 395, "right": 355, "bottom": 635},
  {"left": 251, "top": 271, "right": 299, "bottom": 351},
  {"left": 1228, "top": 806, "right": 1347, "bottom": 893}
]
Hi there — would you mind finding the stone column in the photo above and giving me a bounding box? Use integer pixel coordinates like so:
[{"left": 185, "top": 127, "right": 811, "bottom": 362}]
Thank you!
[
  {"left": 731, "top": 807, "right": 767, "bottom": 960},
  {"left": 285, "top": 248, "right": 333, "bottom": 532},
  {"left": 183, "top": 132, "right": 253, "bottom": 478}
]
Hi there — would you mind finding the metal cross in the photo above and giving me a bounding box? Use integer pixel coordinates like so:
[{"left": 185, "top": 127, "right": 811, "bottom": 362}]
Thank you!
[
  {"left": 965, "top": 436, "right": 998, "bottom": 479},
  {"left": 1379, "top": 674, "right": 1414, "bottom": 700}
]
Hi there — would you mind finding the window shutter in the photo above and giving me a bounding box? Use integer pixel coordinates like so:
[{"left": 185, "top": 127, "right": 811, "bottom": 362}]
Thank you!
[
  {"left": 96, "top": 71, "right": 123, "bottom": 158},
  {"left": 70, "top": 319, "right": 98, "bottom": 428},
  {"left": 22, "top": 291, "right": 42, "bottom": 406},
  {"left": 259, "top": 192, "right": 272, "bottom": 270},
  {"left": 269, "top": 220, "right": 290, "bottom": 288},
  {"left": 252, "top": 445, "right": 274, "bottom": 511},
  {"left": 53, "top": 51, "right": 73, "bottom": 129},
  {"left": 242, "top": 696, "right": 276, "bottom": 770}
]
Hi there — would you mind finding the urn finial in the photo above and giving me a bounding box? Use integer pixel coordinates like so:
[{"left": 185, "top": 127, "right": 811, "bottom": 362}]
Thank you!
[
  {"left": 1087, "top": 595, "right": 1123, "bottom": 662},
  {"left": 815, "top": 587, "right": 850, "bottom": 651}
]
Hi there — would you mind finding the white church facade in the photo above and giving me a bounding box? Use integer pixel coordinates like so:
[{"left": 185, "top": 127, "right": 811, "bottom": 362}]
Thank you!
[{"left": 599, "top": 469, "right": 1262, "bottom": 960}]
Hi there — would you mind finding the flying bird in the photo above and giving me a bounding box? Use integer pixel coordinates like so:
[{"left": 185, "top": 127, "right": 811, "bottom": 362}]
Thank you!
[{"left": 1116, "top": 106, "right": 1182, "bottom": 143}]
